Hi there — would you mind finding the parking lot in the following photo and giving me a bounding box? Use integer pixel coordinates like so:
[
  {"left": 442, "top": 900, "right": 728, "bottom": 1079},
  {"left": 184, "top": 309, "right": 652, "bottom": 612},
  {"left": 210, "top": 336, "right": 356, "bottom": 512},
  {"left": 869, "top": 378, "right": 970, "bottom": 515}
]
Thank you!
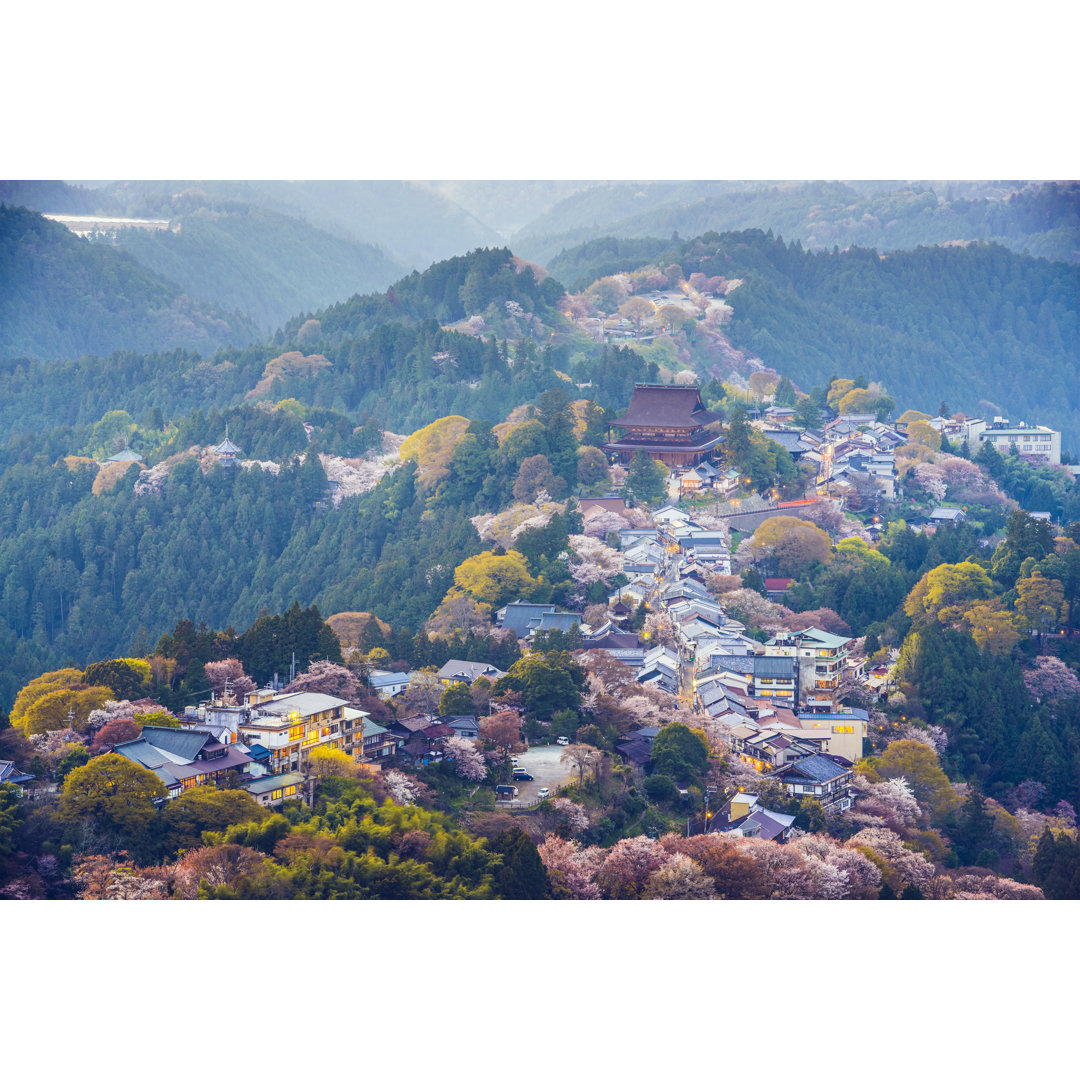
[{"left": 506, "top": 744, "right": 578, "bottom": 804}]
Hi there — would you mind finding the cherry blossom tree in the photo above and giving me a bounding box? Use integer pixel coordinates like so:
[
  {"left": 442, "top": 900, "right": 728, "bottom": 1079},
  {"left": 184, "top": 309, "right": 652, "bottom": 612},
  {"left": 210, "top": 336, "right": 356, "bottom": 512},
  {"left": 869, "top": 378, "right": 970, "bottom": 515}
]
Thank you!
[
  {"left": 567, "top": 534, "right": 624, "bottom": 589},
  {"left": 847, "top": 827, "right": 936, "bottom": 892},
  {"left": 596, "top": 836, "right": 671, "bottom": 898},
  {"left": 1023, "top": 656, "right": 1080, "bottom": 702},
  {"left": 548, "top": 798, "right": 589, "bottom": 836},
  {"left": 381, "top": 770, "right": 427, "bottom": 806},
  {"left": 285, "top": 660, "right": 359, "bottom": 701},
  {"left": 205, "top": 658, "right": 257, "bottom": 701},
  {"left": 584, "top": 510, "right": 630, "bottom": 539},
  {"left": 644, "top": 853, "right": 715, "bottom": 899},
  {"left": 172, "top": 844, "right": 264, "bottom": 899},
  {"left": 537, "top": 836, "right": 604, "bottom": 899},
  {"left": 444, "top": 735, "right": 487, "bottom": 782}
]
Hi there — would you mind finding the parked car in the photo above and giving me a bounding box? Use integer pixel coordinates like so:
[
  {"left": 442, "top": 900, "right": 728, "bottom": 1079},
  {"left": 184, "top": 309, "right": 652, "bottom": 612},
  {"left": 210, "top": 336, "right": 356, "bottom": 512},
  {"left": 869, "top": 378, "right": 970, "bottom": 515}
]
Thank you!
[
  {"left": 537, "top": 787, "right": 551, "bottom": 799},
  {"left": 556, "top": 736, "right": 569, "bottom": 746},
  {"left": 512, "top": 769, "right": 534, "bottom": 781}
]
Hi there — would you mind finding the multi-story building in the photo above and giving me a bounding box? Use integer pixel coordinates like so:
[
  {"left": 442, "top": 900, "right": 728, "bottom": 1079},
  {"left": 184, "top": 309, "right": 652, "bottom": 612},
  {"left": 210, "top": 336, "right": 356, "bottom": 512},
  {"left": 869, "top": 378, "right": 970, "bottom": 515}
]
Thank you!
[
  {"left": 239, "top": 690, "right": 359, "bottom": 775},
  {"left": 772, "top": 754, "right": 853, "bottom": 811},
  {"left": 766, "top": 627, "right": 852, "bottom": 703},
  {"left": 182, "top": 689, "right": 361, "bottom": 776},
  {"left": 965, "top": 417, "right": 1060, "bottom": 465}
]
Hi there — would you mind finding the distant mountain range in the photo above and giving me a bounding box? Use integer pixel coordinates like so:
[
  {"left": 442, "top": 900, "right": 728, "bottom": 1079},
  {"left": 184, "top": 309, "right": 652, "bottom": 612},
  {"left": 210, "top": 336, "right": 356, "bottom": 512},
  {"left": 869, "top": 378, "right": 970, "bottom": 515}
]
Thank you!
[
  {"left": 513, "top": 180, "right": 1080, "bottom": 268},
  {"left": 0, "top": 204, "right": 259, "bottom": 360}
]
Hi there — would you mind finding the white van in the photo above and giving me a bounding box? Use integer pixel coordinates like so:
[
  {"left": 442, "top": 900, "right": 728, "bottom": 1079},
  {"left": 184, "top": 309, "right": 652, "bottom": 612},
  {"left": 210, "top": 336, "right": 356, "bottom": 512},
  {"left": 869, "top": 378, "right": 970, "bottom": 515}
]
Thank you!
[{"left": 556, "top": 736, "right": 569, "bottom": 746}]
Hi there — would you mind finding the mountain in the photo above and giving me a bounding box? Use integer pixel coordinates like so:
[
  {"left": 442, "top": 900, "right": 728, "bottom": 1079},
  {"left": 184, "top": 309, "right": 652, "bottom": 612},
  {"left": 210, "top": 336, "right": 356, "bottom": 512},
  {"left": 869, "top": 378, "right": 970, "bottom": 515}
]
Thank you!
[
  {"left": 0, "top": 205, "right": 259, "bottom": 360},
  {"left": 0, "top": 179, "right": 120, "bottom": 215},
  {"left": 416, "top": 181, "right": 603, "bottom": 237},
  {"left": 111, "top": 202, "right": 405, "bottom": 333},
  {"left": 517, "top": 181, "right": 1080, "bottom": 268}
]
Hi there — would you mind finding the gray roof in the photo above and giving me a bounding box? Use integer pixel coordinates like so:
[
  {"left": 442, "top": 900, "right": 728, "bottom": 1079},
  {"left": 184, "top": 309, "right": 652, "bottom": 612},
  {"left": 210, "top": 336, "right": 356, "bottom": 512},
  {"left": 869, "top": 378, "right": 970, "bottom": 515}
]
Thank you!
[
  {"left": 106, "top": 448, "right": 143, "bottom": 462},
  {"left": 369, "top": 671, "right": 409, "bottom": 689},
  {"left": 754, "top": 656, "right": 797, "bottom": 678},
  {"left": 736, "top": 808, "right": 795, "bottom": 841},
  {"left": 533, "top": 612, "right": 583, "bottom": 632},
  {"left": 437, "top": 659, "right": 507, "bottom": 683},
  {"left": 245, "top": 771, "right": 304, "bottom": 796},
  {"left": 776, "top": 754, "right": 849, "bottom": 783},
  {"left": 498, "top": 602, "right": 557, "bottom": 638},
  {"left": 257, "top": 692, "right": 349, "bottom": 717},
  {"left": 140, "top": 726, "right": 212, "bottom": 760},
  {"left": 214, "top": 437, "right": 242, "bottom": 455},
  {"left": 713, "top": 655, "right": 755, "bottom": 675}
]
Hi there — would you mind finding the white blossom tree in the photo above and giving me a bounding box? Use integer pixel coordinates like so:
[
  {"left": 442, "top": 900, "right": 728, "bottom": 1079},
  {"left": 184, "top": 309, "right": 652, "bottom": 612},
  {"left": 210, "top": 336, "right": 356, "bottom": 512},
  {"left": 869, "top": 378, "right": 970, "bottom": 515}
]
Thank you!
[{"left": 444, "top": 735, "right": 487, "bottom": 782}]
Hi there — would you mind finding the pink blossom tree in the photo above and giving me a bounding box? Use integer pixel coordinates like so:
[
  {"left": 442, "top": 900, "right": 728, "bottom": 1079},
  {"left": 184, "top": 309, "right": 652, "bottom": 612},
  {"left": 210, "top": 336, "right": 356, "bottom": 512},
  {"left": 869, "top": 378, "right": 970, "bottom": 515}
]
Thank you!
[
  {"left": 596, "top": 836, "right": 671, "bottom": 898},
  {"left": 205, "top": 658, "right": 257, "bottom": 701},
  {"left": 285, "top": 660, "right": 359, "bottom": 701},
  {"left": 537, "top": 836, "right": 604, "bottom": 899}
]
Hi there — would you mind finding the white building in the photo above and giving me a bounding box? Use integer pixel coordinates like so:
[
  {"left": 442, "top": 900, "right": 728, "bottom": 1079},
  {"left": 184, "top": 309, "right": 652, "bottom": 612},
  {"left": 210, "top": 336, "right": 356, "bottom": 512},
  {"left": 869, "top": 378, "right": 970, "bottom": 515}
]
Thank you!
[{"left": 966, "top": 417, "right": 1060, "bottom": 465}]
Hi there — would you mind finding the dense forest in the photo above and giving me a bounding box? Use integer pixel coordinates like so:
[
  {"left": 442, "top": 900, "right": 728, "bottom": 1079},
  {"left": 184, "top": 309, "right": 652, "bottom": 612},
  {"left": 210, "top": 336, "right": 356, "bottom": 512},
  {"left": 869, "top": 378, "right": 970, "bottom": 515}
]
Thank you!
[{"left": 0, "top": 205, "right": 259, "bottom": 359}]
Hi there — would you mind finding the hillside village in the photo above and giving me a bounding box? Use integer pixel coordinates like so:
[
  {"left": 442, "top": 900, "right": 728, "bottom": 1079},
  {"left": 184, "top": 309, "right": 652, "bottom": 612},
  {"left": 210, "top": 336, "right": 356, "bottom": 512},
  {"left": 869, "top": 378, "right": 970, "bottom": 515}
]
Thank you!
[{"left": 4, "top": 371, "right": 1079, "bottom": 902}]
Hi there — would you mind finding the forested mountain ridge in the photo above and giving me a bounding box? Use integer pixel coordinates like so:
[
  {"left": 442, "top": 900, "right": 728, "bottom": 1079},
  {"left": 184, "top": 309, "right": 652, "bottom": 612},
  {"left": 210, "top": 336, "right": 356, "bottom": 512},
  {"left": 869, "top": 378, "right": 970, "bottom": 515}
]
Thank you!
[
  {"left": 553, "top": 230, "right": 1080, "bottom": 450},
  {"left": 518, "top": 180, "right": 1080, "bottom": 268},
  {"left": 0, "top": 205, "right": 260, "bottom": 360},
  {"left": 110, "top": 202, "right": 405, "bottom": 333}
]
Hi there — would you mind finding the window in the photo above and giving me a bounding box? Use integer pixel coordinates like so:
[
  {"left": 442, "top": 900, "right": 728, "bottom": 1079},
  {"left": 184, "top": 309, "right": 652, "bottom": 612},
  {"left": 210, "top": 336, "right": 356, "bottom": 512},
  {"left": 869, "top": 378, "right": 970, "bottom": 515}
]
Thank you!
[
  {"left": 289, "top": 724, "right": 304, "bottom": 741},
  {"left": 834, "top": 725, "right": 854, "bottom": 734},
  {"left": 283, "top": 785, "right": 297, "bottom": 797}
]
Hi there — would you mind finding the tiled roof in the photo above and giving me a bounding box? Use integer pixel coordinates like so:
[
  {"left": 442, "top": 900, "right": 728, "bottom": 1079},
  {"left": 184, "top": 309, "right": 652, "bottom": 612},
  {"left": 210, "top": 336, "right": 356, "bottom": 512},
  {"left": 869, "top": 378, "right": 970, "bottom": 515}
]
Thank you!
[
  {"left": 245, "top": 771, "right": 304, "bottom": 795},
  {"left": 612, "top": 385, "right": 721, "bottom": 430},
  {"left": 775, "top": 754, "right": 849, "bottom": 783}
]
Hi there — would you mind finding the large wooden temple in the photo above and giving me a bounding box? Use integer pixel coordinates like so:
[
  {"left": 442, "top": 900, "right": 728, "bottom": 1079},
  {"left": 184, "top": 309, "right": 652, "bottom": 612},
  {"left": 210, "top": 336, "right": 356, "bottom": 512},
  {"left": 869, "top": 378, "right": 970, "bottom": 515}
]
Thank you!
[{"left": 603, "top": 384, "right": 725, "bottom": 467}]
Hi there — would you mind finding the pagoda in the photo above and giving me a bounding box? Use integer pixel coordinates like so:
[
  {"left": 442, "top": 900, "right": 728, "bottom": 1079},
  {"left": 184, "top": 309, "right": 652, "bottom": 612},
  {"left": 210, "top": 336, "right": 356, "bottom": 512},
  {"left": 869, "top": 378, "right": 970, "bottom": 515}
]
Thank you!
[
  {"left": 603, "top": 384, "right": 724, "bottom": 467},
  {"left": 213, "top": 427, "right": 243, "bottom": 468}
]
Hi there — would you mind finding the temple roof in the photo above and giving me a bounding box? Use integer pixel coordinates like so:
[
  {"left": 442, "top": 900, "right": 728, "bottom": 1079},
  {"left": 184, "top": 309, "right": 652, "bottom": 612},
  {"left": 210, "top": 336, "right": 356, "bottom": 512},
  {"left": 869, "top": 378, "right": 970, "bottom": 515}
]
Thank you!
[{"left": 611, "top": 385, "right": 722, "bottom": 430}]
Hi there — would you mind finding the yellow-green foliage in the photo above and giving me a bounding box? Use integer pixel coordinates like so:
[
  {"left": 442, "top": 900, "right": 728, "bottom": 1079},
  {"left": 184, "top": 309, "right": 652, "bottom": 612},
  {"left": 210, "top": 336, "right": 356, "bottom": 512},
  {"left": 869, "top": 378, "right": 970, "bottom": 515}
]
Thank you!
[
  {"left": 398, "top": 415, "right": 471, "bottom": 490},
  {"left": 837, "top": 387, "right": 879, "bottom": 414},
  {"left": 906, "top": 419, "right": 942, "bottom": 451},
  {"left": 747, "top": 516, "right": 833, "bottom": 575},
  {"left": 903, "top": 561, "right": 994, "bottom": 625},
  {"left": 827, "top": 379, "right": 856, "bottom": 409},
  {"left": 453, "top": 550, "right": 539, "bottom": 607},
  {"left": 20, "top": 686, "right": 112, "bottom": 736},
  {"left": 834, "top": 536, "right": 890, "bottom": 569},
  {"left": 10, "top": 668, "right": 85, "bottom": 732},
  {"left": 897, "top": 409, "right": 932, "bottom": 425}
]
